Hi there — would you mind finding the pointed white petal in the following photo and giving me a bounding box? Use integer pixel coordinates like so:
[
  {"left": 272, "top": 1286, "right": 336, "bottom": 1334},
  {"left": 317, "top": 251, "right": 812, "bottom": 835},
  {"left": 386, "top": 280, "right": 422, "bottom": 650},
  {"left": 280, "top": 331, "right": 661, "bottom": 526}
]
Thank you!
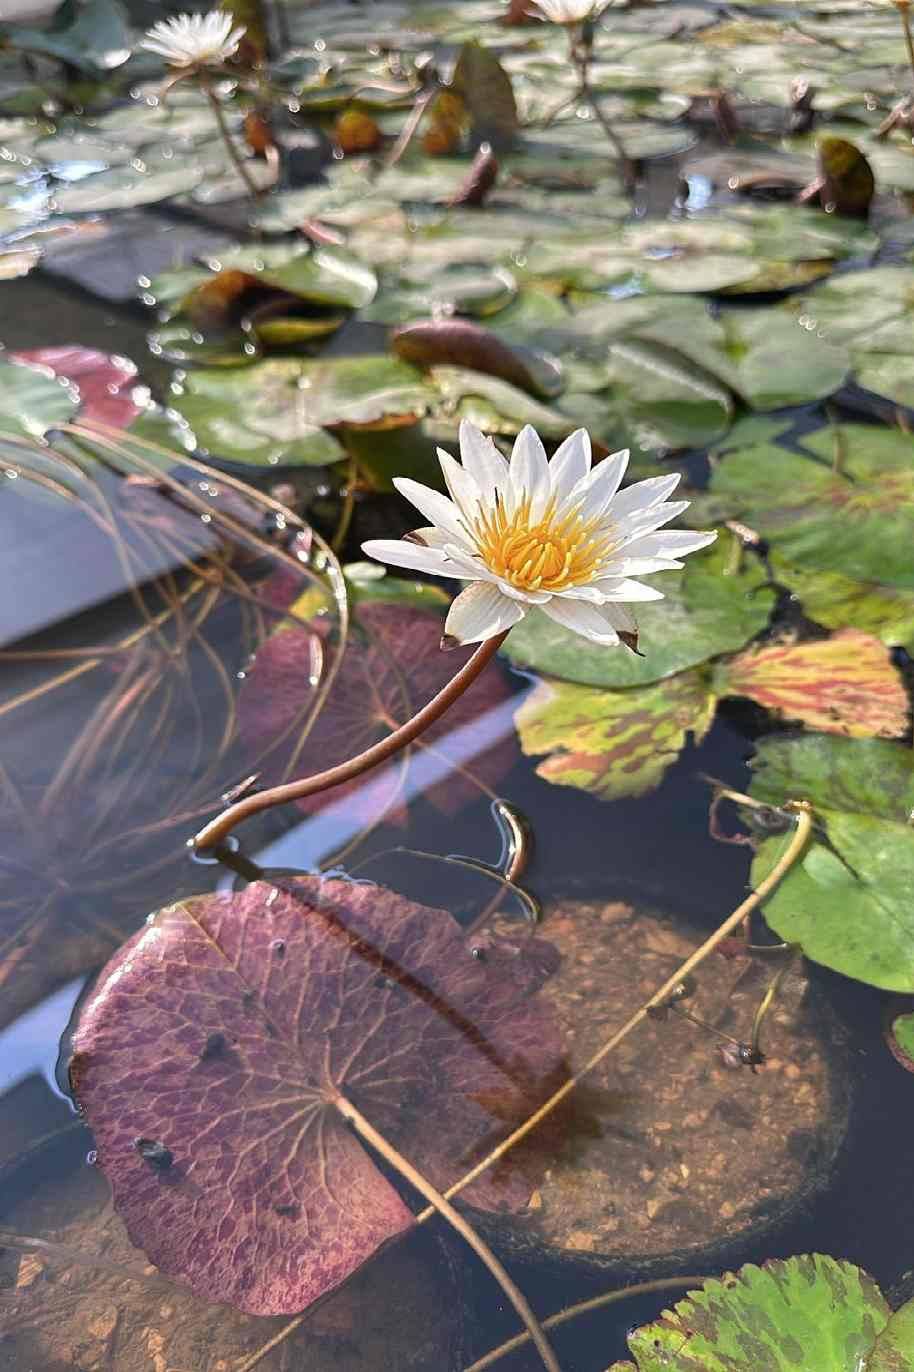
[
  {"left": 437, "top": 447, "right": 483, "bottom": 520},
  {"left": 597, "top": 578, "right": 666, "bottom": 602},
  {"left": 458, "top": 420, "right": 509, "bottom": 504},
  {"left": 615, "top": 501, "right": 692, "bottom": 544},
  {"left": 361, "top": 539, "right": 463, "bottom": 578},
  {"left": 445, "top": 582, "right": 525, "bottom": 644},
  {"left": 393, "top": 478, "right": 467, "bottom": 542},
  {"left": 548, "top": 429, "right": 591, "bottom": 502},
  {"left": 493, "top": 579, "right": 553, "bottom": 605},
  {"left": 569, "top": 448, "right": 630, "bottom": 522},
  {"left": 609, "top": 472, "right": 681, "bottom": 520},
  {"left": 603, "top": 603, "right": 639, "bottom": 634},
  {"left": 508, "top": 425, "right": 550, "bottom": 520},
  {"left": 618, "top": 528, "right": 717, "bottom": 560},
  {"left": 541, "top": 596, "right": 620, "bottom": 646}
]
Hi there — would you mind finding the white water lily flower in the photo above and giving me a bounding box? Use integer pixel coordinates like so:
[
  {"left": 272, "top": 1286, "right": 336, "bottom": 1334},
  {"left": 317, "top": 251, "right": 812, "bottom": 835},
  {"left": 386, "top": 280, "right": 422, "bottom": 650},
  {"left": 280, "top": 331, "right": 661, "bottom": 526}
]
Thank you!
[
  {"left": 362, "top": 421, "right": 717, "bottom": 648},
  {"left": 532, "top": 0, "right": 598, "bottom": 24},
  {"left": 140, "top": 12, "right": 245, "bottom": 69}
]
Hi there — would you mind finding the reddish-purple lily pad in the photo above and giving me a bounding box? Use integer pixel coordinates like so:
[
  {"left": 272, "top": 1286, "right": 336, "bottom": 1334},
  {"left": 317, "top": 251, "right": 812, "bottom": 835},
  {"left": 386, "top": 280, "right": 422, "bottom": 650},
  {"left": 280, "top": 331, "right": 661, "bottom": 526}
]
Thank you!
[
  {"left": 239, "top": 600, "right": 518, "bottom": 824},
  {"left": 10, "top": 346, "right": 143, "bottom": 428},
  {"left": 71, "top": 875, "right": 563, "bottom": 1315}
]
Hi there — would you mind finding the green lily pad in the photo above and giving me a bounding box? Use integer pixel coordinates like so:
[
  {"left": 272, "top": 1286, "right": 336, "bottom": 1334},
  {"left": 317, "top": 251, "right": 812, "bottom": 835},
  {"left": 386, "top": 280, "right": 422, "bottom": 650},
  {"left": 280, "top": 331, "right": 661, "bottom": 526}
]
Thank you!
[
  {"left": 210, "top": 243, "right": 378, "bottom": 311},
  {"left": 749, "top": 735, "right": 914, "bottom": 991},
  {"left": 710, "top": 425, "right": 914, "bottom": 588},
  {"left": 769, "top": 556, "right": 914, "bottom": 654},
  {"left": 787, "top": 267, "right": 914, "bottom": 409},
  {"left": 0, "top": 358, "right": 77, "bottom": 438},
  {"left": 869, "top": 1296, "right": 914, "bottom": 1370},
  {"left": 51, "top": 158, "right": 205, "bottom": 213},
  {"left": 6, "top": 0, "right": 131, "bottom": 75},
  {"left": 503, "top": 533, "right": 775, "bottom": 688},
  {"left": 515, "top": 669, "right": 716, "bottom": 801},
  {"left": 429, "top": 366, "right": 572, "bottom": 438},
  {"left": 614, "top": 1255, "right": 895, "bottom": 1371},
  {"left": 169, "top": 356, "right": 433, "bottom": 469},
  {"left": 364, "top": 265, "right": 517, "bottom": 325}
]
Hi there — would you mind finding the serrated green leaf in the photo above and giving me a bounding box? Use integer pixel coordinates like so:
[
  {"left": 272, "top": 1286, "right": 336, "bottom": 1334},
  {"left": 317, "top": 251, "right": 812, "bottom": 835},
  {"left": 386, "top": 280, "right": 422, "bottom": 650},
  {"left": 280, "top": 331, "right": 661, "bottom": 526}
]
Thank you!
[{"left": 624, "top": 1256, "right": 891, "bottom": 1371}]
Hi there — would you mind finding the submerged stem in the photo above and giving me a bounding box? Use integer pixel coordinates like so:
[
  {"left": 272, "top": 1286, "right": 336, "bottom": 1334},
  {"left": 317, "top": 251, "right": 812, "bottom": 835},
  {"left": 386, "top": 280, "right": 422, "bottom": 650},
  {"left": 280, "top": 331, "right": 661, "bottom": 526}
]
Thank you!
[
  {"left": 334, "top": 1093, "right": 561, "bottom": 1372},
  {"left": 193, "top": 630, "right": 509, "bottom": 853},
  {"left": 463, "top": 1274, "right": 709, "bottom": 1372},
  {"left": 416, "top": 804, "right": 814, "bottom": 1221}
]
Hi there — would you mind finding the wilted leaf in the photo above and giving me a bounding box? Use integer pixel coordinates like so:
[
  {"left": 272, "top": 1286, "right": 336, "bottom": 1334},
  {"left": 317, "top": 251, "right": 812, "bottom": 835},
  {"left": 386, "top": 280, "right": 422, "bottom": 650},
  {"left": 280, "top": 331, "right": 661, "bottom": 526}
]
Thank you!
[
  {"left": 710, "top": 425, "right": 914, "bottom": 588},
  {"left": 451, "top": 41, "right": 519, "bottom": 149},
  {"left": 515, "top": 670, "right": 716, "bottom": 800},
  {"left": 336, "top": 108, "right": 384, "bottom": 153},
  {"left": 886, "top": 1009, "right": 914, "bottom": 1074},
  {"left": 817, "top": 135, "right": 874, "bottom": 217},
  {"left": 393, "top": 318, "right": 562, "bottom": 400},
  {"left": 716, "top": 629, "right": 909, "bottom": 739},
  {"left": 748, "top": 735, "right": 914, "bottom": 990},
  {"left": 170, "top": 356, "right": 432, "bottom": 468},
  {"left": 9, "top": 347, "right": 143, "bottom": 429},
  {"left": 71, "top": 875, "right": 563, "bottom": 1313},
  {"left": 620, "top": 1255, "right": 893, "bottom": 1370},
  {"left": 503, "top": 535, "right": 776, "bottom": 688},
  {"left": 239, "top": 599, "right": 518, "bottom": 823}
]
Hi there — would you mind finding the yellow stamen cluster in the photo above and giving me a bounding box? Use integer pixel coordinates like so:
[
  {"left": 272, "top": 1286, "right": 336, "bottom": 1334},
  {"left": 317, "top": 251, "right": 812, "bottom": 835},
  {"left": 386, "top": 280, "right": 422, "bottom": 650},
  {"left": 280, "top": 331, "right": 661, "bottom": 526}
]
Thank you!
[{"left": 471, "top": 497, "right": 615, "bottom": 592}]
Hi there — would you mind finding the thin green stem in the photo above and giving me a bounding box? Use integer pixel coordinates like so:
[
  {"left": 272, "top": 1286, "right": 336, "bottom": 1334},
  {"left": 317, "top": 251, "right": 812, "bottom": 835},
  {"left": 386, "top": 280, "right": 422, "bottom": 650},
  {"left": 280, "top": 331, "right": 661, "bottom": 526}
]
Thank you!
[{"left": 202, "top": 77, "right": 260, "bottom": 201}]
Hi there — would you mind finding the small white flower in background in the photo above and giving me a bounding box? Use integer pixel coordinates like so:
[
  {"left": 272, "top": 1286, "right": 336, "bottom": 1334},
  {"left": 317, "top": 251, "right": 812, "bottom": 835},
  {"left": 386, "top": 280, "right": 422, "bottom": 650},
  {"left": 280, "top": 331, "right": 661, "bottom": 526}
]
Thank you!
[
  {"left": 362, "top": 421, "right": 717, "bottom": 648},
  {"left": 532, "top": 0, "right": 598, "bottom": 24},
  {"left": 140, "top": 11, "right": 246, "bottom": 70}
]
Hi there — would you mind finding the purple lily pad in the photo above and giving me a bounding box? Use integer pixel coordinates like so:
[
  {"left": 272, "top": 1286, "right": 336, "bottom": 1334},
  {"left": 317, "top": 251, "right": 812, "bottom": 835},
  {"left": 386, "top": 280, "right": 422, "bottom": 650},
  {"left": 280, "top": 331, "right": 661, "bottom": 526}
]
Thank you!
[
  {"left": 10, "top": 346, "right": 143, "bottom": 428},
  {"left": 239, "top": 600, "right": 519, "bottom": 825},
  {"left": 71, "top": 875, "right": 563, "bottom": 1315}
]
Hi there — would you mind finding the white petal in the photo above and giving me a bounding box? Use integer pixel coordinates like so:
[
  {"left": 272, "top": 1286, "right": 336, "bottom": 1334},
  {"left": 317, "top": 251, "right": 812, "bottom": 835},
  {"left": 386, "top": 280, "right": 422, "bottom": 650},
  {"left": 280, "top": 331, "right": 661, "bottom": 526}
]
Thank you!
[
  {"left": 541, "top": 597, "right": 620, "bottom": 646},
  {"left": 609, "top": 472, "right": 681, "bottom": 520},
  {"left": 618, "top": 528, "right": 718, "bottom": 560},
  {"left": 603, "top": 557, "right": 685, "bottom": 576},
  {"left": 603, "top": 603, "right": 638, "bottom": 634},
  {"left": 458, "top": 420, "right": 509, "bottom": 505},
  {"left": 508, "top": 425, "right": 550, "bottom": 520},
  {"left": 548, "top": 429, "right": 591, "bottom": 503},
  {"left": 414, "top": 524, "right": 478, "bottom": 558},
  {"left": 569, "top": 448, "right": 630, "bottom": 523},
  {"left": 437, "top": 447, "right": 482, "bottom": 520},
  {"left": 393, "top": 478, "right": 467, "bottom": 542},
  {"left": 615, "top": 500, "right": 692, "bottom": 543},
  {"left": 597, "top": 578, "right": 666, "bottom": 602},
  {"left": 492, "top": 579, "right": 553, "bottom": 605},
  {"left": 361, "top": 538, "right": 463, "bottom": 578},
  {"left": 445, "top": 582, "right": 525, "bottom": 644}
]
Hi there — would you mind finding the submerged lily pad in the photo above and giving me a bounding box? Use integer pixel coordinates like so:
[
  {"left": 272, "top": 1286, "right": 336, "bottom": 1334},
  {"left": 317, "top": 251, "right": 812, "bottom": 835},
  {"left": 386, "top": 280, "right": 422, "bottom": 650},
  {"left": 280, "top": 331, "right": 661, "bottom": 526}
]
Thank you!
[
  {"left": 71, "top": 875, "right": 563, "bottom": 1313},
  {"left": 610, "top": 1255, "right": 899, "bottom": 1371},
  {"left": 710, "top": 425, "right": 914, "bottom": 588},
  {"left": 748, "top": 735, "right": 914, "bottom": 991},
  {"left": 503, "top": 535, "right": 775, "bottom": 688},
  {"left": 239, "top": 598, "right": 518, "bottom": 823},
  {"left": 170, "top": 357, "right": 433, "bottom": 468}
]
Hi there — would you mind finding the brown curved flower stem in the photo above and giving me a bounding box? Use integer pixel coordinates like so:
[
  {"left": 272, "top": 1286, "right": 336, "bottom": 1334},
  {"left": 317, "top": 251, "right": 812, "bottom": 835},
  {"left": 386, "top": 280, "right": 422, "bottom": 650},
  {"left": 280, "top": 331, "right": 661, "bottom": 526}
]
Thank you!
[
  {"left": 201, "top": 75, "right": 261, "bottom": 201},
  {"left": 415, "top": 803, "right": 814, "bottom": 1221},
  {"left": 463, "top": 1273, "right": 709, "bottom": 1372},
  {"left": 193, "top": 630, "right": 510, "bottom": 853},
  {"left": 334, "top": 1093, "right": 561, "bottom": 1372}
]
